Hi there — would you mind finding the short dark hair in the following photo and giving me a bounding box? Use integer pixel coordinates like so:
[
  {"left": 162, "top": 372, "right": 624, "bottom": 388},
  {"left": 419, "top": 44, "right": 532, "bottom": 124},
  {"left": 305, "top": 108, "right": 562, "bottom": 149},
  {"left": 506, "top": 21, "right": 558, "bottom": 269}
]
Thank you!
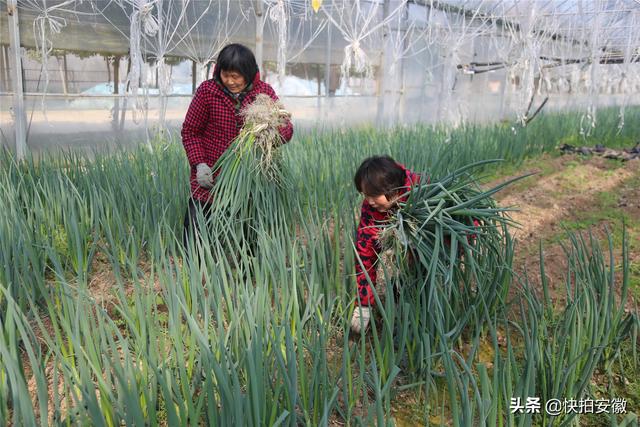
[
  {"left": 214, "top": 43, "right": 258, "bottom": 85},
  {"left": 354, "top": 156, "right": 406, "bottom": 198}
]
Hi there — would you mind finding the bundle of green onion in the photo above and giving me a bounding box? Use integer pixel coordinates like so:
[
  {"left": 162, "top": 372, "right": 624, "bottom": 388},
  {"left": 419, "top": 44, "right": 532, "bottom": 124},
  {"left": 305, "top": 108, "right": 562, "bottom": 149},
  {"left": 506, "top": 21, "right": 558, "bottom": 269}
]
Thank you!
[
  {"left": 374, "top": 160, "right": 530, "bottom": 347},
  {"left": 380, "top": 160, "right": 527, "bottom": 279},
  {"left": 211, "top": 94, "right": 292, "bottom": 249}
]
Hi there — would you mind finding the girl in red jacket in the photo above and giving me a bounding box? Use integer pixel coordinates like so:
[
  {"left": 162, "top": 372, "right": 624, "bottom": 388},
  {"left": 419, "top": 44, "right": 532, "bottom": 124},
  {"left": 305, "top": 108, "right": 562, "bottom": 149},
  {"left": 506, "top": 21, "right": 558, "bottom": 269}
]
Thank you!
[
  {"left": 181, "top": 43, "right": 293, "bottom": 247},
  {"left": 351, "top": 156, "right": 419, "bottom": 333}
]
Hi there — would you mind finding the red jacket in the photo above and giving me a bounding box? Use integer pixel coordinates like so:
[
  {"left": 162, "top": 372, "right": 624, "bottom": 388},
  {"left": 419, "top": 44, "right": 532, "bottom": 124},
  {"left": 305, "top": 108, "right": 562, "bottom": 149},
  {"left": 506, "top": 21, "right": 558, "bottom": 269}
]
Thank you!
[
  {"left": 181, "top": 72, "right": 294, "bottom": 202},
  {"left": 355, "top": 165, "right": 419, "bottom": 306}
]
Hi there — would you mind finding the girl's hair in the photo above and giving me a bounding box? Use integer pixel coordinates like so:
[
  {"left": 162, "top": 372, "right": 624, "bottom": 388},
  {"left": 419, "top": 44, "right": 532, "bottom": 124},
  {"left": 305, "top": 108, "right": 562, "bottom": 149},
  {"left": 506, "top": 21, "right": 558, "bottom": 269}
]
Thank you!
[
  {"left": 354, "top": 156, "right": 406, "bottom": 198},
  {"left": 214, "top": 43, "right": 258, "bottom": 85}
]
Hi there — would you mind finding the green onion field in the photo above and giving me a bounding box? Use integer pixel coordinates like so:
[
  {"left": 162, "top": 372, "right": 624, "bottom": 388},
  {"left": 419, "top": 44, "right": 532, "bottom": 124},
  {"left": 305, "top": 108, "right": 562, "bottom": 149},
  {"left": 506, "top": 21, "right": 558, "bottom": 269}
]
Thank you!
[{"left": 1, "top": 107, "right": 639, "bottom": 426}]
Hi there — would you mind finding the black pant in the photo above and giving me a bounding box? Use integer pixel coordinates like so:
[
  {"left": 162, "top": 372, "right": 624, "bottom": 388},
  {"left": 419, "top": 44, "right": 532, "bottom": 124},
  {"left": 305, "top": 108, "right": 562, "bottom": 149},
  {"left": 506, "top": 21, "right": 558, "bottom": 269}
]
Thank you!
[
  {"left": 182, "top": 197, "right": 256, "bottom": 257},
  {"left": 182, "top": 198, "right": 213, "bottom": 250}
]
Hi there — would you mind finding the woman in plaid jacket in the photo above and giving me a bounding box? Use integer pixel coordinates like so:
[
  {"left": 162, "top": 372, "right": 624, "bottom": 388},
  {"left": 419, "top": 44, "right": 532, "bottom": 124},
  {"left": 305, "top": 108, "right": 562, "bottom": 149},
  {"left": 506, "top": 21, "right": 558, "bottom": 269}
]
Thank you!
[{"left": 181, "top": 43, "right": 293, "bottom": 246}]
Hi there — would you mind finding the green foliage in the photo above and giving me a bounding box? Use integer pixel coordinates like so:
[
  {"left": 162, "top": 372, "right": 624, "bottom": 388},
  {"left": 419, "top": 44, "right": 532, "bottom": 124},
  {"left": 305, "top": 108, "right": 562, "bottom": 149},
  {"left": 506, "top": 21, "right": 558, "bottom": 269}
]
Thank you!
[{"left": 0, "top": 107, "right": 638, "bottom": 425}]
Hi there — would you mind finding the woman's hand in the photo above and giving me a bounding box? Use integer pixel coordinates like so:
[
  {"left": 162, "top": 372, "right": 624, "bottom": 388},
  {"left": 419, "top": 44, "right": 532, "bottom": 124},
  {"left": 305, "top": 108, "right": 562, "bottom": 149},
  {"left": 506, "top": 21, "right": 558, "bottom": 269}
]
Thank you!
[
  {"left": 196, "top": 163, "right": 214, "bottom": 189},
  {"left": 350, "top": 306, "right": 371, "bottom": 334}
]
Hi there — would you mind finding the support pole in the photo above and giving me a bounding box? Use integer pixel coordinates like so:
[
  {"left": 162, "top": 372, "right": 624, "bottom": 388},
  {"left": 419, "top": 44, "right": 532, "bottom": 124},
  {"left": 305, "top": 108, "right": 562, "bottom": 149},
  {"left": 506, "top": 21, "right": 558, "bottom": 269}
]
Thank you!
[
  {"left": 113, "top": 55, "right": 121, "bottom": 94},
  {"left": 192, "top": 60, "right": 197, "bottom": 93},
  {"left": 396, "top": 1, "right": 408, "bottom": 125},
  {"left": 58, "top": 54, "right": 68, "bottom": 95},
  {"left": 375, "top": 0, "right": 391, "bottom": 126},
  {"left": 323, "top": 18, "right": 332, "bottom": 122},
  {"left": 0, "top": 45, "right": 6, "bottom": 92},
  {"left": 255, "top": 0, "right": 265, "bottom": 73},
  {"left": 324, "top": 20, "right": 332, "bottom": 97},
  {"left": 63, "top": 53, "right": 69, "bottom": 91},
  {"left": 7, "top": 0, "right": 28, "bottom": 159},
  {"left": 112, "top": 55, "right": 121, "bottom": 131}
]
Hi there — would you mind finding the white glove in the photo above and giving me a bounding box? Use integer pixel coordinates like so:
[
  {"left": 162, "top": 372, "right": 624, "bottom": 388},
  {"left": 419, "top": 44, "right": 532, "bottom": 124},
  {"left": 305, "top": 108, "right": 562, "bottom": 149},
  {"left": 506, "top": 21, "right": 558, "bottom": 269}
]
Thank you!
[
  {"left": 350, "top": 306, "right": 372, "bottom": 334},
  {"left": 196, "top": 163, "right": 214, "bottom": 189}
]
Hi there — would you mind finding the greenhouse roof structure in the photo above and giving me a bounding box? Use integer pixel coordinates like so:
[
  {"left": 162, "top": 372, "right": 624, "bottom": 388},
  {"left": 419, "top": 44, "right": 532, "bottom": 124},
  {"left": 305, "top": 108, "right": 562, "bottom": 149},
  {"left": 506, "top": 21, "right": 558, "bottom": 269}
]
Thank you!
[
  {"left": 1, "top": 0, "right": 639, "bottom": 154},
  {"left": 3, "top": 1, "right": 639, "bottom": 57},
  {"left": 443, "top": 0, "right": 640, "bottom": 52}
]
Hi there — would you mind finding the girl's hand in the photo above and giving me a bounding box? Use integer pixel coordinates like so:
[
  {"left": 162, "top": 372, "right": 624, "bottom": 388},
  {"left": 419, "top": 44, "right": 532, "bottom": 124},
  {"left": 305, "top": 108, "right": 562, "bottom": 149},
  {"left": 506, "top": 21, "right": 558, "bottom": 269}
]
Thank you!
[{"left": 350, "top": 306, "right": 371, "bottom": 334}]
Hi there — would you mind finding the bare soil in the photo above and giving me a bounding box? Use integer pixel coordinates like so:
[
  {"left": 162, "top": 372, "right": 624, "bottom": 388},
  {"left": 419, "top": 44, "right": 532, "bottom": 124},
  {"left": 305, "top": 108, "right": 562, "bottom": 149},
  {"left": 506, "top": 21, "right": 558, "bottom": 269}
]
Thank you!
[{"left": 489, "top": 155, "right": 640, "bottom": 308}]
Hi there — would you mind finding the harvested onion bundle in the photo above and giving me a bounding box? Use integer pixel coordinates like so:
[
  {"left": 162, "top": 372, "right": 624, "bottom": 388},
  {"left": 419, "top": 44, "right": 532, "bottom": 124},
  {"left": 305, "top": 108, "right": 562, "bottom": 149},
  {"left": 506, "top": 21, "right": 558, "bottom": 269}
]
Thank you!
[
  {"left": 240, "top": 94, "right": 292, "bottom": 182},
  {"left": 379, "top": 160, "right": 528, "bottom": 283},
  {"left": 373, "top": 160, "right": 529, "bottom": 352},
  {"left": 211, "top": 94, "right": 292, "bottom": 249}
]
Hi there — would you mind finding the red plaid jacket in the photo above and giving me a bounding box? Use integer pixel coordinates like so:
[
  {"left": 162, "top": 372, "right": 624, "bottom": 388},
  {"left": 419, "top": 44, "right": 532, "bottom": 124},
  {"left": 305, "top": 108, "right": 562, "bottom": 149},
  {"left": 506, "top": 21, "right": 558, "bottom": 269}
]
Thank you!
[
  {"left": 181, "top": 71, "right": 294, "bottom": 202},
  {"left": 355, "top": 165, "right": 419, "bottom": 306}
]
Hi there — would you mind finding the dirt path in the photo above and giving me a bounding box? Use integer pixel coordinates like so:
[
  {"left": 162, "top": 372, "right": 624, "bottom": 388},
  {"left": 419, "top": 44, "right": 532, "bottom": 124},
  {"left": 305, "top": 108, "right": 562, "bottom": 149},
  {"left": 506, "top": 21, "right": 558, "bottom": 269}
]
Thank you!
[{"left": 488, "top": 155, "right": 640, "bottom": 306}]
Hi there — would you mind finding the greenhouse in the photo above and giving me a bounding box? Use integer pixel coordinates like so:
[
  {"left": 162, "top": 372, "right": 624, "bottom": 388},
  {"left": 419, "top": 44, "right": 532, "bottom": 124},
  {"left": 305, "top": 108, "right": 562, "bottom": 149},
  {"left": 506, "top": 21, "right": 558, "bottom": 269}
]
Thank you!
[{"left": 1, "top": 0, "right": 639, "bottom": 425}]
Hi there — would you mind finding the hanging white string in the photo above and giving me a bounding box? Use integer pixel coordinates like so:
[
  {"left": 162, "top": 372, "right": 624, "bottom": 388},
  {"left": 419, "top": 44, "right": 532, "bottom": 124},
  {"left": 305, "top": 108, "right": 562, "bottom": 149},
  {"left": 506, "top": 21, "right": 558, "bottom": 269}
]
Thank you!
[
  {"left": 322, "top": 0, "right": 408, "bottom": 84},
  {"left": 169, "top": 0, "right": 231, "bottom": 86},
  {"left": 270, "top": 1, "right": 328, "bottom": 66},
  {"left": 267, "top": 0, "right": 288, "bottom": 83},
  {"left": 25, "top": 0, "right": 76, "bottom": 116},
  {"left": 126, "top": 0, "right": 154, "bottom": 124},
  {"left": 374, "top": 3, "right": 433, "bottom": 79},
  {"left": 341, "top": 39, "right": 371, "bottom": 78},
  {"left": 138, "top": 0, "right": 159, "bottom": 36}
]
